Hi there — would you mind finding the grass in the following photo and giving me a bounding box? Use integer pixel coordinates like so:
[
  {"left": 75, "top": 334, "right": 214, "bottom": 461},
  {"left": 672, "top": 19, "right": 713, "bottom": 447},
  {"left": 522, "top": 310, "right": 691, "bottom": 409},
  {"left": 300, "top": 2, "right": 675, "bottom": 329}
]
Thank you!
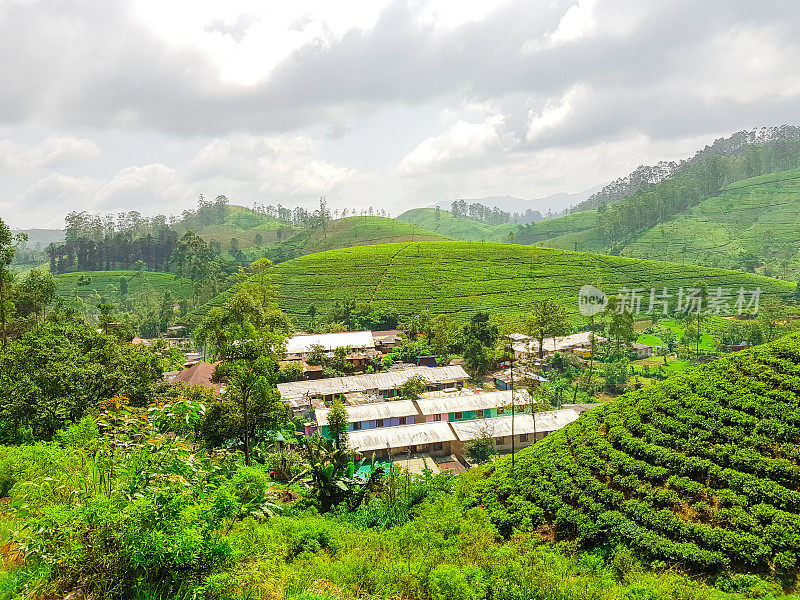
[
  {"left": 197, "top": 241, "right": 794, "bottom": 327},
  {"left": 396, "top": 208, "right": 519, "bottom": 242},
  {"left": 621, "top": 168, "right": 800, "bottom": 275},
  {"left": 637, "top": 319, "right": 719, "bottom": 353}
]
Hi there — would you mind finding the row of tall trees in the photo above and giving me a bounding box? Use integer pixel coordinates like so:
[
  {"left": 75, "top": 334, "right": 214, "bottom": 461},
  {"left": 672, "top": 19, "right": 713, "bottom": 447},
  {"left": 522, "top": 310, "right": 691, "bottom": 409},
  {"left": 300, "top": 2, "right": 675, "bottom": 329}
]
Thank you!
[{"left": 450, "top": 200, "right": 512, "bottom": 225}]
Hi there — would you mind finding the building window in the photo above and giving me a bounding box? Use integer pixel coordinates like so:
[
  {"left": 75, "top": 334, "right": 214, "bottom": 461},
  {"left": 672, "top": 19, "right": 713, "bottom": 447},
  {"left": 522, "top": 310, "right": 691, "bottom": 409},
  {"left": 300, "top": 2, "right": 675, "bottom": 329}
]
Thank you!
[
  {"left": 399, "top": 416, "right": 407, "bottom": 425},
  {"left": 431, "top": 442, "right": 443, "bottom": 451},
  {"left": 495, "top": 436, "right": 505, "bottom": 445},
  {"left": 519, "top": 433, "right": 529, "bottom": 442},
  {"left": 433, "top": 414, "right": 442, "bottom": 422},
  {"left": 376, "top": 419, "right": 384, "bottom": 427},
  {"left": 455, "top": 412, "right": 463, "bottom": 420},
  {"left": 476, "top": 409, "right": 485, "bottom": 418},
  {"left": 352, "top": 421, "right": 362, "bottom": 431}
]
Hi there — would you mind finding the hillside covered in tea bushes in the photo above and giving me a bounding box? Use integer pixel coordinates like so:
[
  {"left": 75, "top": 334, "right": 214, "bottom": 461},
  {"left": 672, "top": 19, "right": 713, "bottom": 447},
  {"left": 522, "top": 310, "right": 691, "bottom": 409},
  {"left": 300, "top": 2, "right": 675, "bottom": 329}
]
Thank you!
[
  {"left": 196, "top": 241, "right": 794, "bottom": 327},
  {"left": 476, "top": 332, "right": 800, "bottom": 577}
]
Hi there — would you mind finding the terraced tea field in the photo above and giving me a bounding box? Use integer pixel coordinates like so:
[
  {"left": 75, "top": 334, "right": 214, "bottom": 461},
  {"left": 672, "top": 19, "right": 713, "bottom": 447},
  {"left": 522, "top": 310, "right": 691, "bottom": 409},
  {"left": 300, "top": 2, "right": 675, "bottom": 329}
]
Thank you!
[
  {"left": 200, "top": 241, "right": 793, "bottom": 326},
  {"left": 279, "top": 216, "right": 447, "bottom": 256},
  {"left": 622, "top": 168, "right": 800, "bottom": 274},
  {"left": 478, "top": 332, "right": 800, "bottom": 576}
]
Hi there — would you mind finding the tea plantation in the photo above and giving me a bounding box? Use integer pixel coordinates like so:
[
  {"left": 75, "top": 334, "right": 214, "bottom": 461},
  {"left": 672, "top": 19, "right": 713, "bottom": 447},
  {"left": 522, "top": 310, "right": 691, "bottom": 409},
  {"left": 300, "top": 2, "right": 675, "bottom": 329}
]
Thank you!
[
  {"left": 228, "top": 241, "right": 793, "bottom": 326},
  {"left": 476, "top": 332, "right": 800, "bottom": 577},
  {"left": 54, "top": 270, "right": 194, "bottom": 303}
]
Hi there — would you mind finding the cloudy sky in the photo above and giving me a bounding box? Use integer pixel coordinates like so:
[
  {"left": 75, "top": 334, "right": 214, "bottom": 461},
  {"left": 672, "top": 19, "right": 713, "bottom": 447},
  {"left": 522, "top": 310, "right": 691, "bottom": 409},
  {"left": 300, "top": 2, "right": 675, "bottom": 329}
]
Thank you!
[{"left": 2, "top": 0, "right": 800, "bottom": 229}]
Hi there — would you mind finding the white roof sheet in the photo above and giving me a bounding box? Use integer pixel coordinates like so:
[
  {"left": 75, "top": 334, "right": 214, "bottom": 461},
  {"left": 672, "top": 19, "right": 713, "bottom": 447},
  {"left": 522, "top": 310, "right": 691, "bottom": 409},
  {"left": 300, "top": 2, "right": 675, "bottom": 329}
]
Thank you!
[
  {"left": 286, "top": 331, "right": 375, "bottom": 354},
  {"left": 277, "top": 365, "right": 470, "bottom": 399},
  {"left": 416, "top": 390, "right": 532, "bottom": 415},
  {"left": 315, "top": 400, "right": 418, "bottom": 426},
  {"left": 348, "top": 421, "right": 457, "bottom": 453},
  {"left": 450, "top": 409, "right": 580, "bottom": 441},
  {"left": 512, "top": 332, "right": 606, "bottom": 354}
]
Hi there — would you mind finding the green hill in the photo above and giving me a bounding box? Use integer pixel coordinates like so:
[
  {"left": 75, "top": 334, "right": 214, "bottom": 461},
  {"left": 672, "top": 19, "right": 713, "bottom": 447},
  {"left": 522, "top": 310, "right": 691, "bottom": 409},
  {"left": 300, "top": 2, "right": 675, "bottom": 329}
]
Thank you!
[
  {"left": 197, "top": 241, "right": 793, "bottom": 327},
  {"left": 477, "top": 332, "right": 800, "bottom": 576},
  {"left": 276, "top": 216, "right": 447, "bottom": 257},
  {"left": 513, "top": 210, "right": 607, "bottom": 252},
  {"left": 54, "top": 270, "right": 194, "bottom": 303},
  {"left": 179, "top": 205, "right": 300, "bottom": 249},
  {"left": 621, "top": 168, "right": 800, "bottom": 275},
  {"left": 397, "top": 208, "right": 519, "bottom": 242}
]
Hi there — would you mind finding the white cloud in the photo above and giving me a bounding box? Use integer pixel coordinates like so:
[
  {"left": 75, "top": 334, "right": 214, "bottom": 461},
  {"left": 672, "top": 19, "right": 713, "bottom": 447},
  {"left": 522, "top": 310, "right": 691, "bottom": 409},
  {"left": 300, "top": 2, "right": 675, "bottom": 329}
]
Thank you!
[
  {"left": 0, "top": 135, "right": 100, "bottom": 170},
  {"left": 549, "top": 0, "right": 597, "bottom": 45},
  {"left": 398, "top": 110, "right": 518, "bottom": 174},
  {"left": 94, "top": 163, "right": 185, "bottom": 211},
  {"left": 189, "top": 133, "right": 356, "bottom": 196},
  {"left": 526, "top": 84, "right": 588, "bottom": 141}
]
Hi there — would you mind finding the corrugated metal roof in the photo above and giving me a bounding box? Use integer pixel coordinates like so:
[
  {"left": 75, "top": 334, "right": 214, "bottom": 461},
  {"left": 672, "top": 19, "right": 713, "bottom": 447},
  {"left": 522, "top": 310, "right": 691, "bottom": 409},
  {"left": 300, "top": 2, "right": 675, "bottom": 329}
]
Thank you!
[
  {"left": 348, "top": 421, "right": 457, "bottom": 452},
  {"left": 416, "top": 389, "right": 532, "bottom": 415},
  {"left": 513, "top": 332, "right": 606, "bottom": 354},
  {"left": 286, "top": 331, "right": 375, "bottom": 354},
  {"left": 449, "top": 409, "right": 580, "bottom": 440},
  {"left": 277, "top": 365, "right": 470, "bottom": 399},
  {"left": 315, "top": 400, "right": 418, "bottom": 426}
]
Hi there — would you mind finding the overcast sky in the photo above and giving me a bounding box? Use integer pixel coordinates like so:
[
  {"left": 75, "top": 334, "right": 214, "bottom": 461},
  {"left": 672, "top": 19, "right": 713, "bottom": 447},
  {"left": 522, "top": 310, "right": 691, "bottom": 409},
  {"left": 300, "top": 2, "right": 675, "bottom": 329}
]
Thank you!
[{"left": 2, "top": 0, "right": 800, "bottom": 229}]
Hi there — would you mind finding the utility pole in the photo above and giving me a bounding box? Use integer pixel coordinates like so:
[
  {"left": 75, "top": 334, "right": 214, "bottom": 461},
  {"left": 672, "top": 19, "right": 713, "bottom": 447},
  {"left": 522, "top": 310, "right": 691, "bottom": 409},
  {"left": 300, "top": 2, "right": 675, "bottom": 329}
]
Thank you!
[{"left": 510, "top": 334, "right": 515, "bottom": 471}]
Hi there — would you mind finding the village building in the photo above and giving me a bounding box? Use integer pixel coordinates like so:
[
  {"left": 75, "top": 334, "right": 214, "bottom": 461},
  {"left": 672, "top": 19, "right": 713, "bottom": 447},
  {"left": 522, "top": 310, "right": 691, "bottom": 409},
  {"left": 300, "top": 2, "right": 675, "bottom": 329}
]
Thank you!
[
  {"left": 631, "top": 342, "right": 654, "bottom": 359},
  {"left": 493, "top": 368, "right": 547, "bottom": 390},
  {"left": 416, "top": 389, "right": 534, "bottom": 423},
  {"left": 307, "top": 388, "right": 579, "bottom": 462},
  {"left": 168, "top": 361, "right": 225, "bottom": 395},
  {"left": 371, "top": 330, "right": 404, "bottom": 352},
  {"left": 449, "top": 409, "right": 580, "bottom": 454},
  {"left": 285, "top": 330, "right": 382, "bottom": 369},
  {"left": 512, "top": 331, "right": 607, "bottom": 361},
  {"left": 277, "top": 365, "right": 470, "bottom": 409}
]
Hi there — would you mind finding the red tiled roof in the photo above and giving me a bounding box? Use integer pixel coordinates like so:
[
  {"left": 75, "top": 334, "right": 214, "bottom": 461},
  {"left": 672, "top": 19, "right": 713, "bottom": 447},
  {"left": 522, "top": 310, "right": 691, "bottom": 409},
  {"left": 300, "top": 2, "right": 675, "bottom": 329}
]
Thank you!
[{"left": 172, "top": 361, "right": 224, "bottom": 394}]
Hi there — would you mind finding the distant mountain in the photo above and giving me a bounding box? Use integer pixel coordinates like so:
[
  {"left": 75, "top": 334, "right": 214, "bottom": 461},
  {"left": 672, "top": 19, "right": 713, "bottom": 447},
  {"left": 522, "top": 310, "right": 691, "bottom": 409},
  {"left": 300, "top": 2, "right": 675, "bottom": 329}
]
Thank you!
[{"left": 12, "top": 228, "right": 64, "bottom": 251}]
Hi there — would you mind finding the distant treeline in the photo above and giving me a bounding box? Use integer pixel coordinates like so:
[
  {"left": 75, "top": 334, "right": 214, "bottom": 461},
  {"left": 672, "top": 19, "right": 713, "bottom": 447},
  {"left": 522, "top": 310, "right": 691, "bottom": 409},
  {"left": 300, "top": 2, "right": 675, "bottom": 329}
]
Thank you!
[
  {"left": 449, "top": 200, "right": 542, "bottom": 225},
  {"left": 44, "top": 195, "right": 337, "bottom": 274},
  {"left": 47, "top": 215, "right": 179, "bottom": 273}
]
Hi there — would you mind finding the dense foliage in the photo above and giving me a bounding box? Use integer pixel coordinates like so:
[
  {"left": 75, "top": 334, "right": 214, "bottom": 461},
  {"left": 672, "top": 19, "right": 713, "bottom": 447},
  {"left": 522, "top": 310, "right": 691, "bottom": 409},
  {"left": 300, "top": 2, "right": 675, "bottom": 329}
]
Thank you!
[
  {"left": 476, "top": 332, "right": 800, "bottom": 578},
  {"left": 0, "top": 311, "right": 164, "bottom": 442}
]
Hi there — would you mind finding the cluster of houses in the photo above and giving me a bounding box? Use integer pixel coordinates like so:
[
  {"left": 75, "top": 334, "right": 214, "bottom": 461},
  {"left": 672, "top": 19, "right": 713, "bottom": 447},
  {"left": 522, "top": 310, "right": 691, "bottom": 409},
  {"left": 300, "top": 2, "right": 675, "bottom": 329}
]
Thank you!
[
  {"left": 310, "top": 388, "right": 580, "bottom": 464},
  {"left": 165, "top": 328, "right": 616, "bottom": 471}
]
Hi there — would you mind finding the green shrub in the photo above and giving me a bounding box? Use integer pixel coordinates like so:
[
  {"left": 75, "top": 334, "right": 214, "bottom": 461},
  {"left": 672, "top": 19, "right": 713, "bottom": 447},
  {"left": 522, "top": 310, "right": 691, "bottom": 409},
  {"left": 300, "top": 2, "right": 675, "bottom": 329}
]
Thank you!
[{"left": 428, "top": 564, "right": 488, "bottom": 600}]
